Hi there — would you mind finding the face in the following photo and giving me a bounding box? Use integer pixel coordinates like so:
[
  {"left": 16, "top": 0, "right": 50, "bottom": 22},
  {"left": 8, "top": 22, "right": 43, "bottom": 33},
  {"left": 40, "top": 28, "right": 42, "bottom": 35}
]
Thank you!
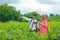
[
  {"left": 41, "top": 14, "right": 46, "bottom": 20},
  {"left": 32, "top": 16, "right": 36, "bottom": 19}
]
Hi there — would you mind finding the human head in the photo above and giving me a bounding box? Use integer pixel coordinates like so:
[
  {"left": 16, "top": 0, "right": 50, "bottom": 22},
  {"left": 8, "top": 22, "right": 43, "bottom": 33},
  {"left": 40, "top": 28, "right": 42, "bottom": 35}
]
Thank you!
[
  {"left": 32, "top": 14, "right": 37, "bottom": 19},
  {"left": 41, "top": 14, "right": 46, "bottom": 20}
]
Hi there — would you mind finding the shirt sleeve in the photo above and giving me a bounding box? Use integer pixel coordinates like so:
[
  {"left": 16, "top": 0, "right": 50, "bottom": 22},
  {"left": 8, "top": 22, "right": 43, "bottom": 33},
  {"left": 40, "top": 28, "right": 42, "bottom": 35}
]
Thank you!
[{"left": 22, "top": 16, "right": 31, "bottom": 22}]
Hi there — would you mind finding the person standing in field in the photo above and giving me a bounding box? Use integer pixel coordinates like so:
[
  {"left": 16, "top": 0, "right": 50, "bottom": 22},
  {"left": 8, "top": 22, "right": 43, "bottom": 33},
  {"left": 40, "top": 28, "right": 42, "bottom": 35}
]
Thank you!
[
  {"left": 40, "top": 14, "right": 48, "bottom": 34},
  {"left": 21, "top": 14, "right": 38, "bottom": 32}
]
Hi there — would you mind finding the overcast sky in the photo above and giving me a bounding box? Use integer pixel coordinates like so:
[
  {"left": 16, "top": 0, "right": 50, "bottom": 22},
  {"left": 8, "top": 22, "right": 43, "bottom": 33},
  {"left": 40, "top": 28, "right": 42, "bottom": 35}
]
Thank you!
[{"left": 0, "top": 0, "right": 60, "bottom": 15}]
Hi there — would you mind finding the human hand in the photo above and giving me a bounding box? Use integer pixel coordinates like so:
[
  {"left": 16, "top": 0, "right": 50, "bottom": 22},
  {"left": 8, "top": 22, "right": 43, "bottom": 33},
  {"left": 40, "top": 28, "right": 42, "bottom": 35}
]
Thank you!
[{"left": 20, "top": 16, "right": 23, "bottom": 18}]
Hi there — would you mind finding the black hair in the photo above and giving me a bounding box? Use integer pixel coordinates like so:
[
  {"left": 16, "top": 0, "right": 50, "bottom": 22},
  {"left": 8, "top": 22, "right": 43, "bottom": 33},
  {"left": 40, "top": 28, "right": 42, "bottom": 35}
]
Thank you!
[{"left": 33, "top": 14, "right": 37, "bottom": 17}]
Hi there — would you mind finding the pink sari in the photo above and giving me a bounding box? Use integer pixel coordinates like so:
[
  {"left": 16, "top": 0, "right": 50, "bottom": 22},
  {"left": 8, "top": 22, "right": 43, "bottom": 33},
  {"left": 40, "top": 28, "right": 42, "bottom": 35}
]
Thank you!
[{"left": 40, "top": 20, "right": 48, "bottom": 34}]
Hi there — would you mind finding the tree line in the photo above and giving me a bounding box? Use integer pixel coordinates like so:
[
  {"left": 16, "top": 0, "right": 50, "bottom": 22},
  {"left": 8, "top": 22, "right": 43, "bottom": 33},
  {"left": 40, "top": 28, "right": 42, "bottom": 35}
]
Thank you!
[{"left": 0, "top": 4, "right": 60, "bottom": 22}]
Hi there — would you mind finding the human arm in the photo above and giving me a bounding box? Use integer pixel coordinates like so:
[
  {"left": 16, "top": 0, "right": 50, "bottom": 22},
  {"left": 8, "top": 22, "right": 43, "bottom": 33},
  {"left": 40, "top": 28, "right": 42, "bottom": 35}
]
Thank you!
[
  {"left": 40, "top": 20, "right": 48, "bottom": 27},
  {"left": 21, "top": 16, "right": 31, "bottom": 22}
]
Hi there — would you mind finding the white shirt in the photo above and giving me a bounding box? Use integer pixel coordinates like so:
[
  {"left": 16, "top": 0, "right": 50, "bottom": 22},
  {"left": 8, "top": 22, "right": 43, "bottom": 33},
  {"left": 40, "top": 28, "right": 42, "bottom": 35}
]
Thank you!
[{"left": 22, "top": 17, "right": 37, "bottom": 30}]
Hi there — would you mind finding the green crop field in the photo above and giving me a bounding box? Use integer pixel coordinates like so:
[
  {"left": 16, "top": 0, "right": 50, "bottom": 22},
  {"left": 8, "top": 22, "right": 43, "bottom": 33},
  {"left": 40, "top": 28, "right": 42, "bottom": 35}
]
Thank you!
[{"left": 0, "top": 21, "right": 60, "bottom": 40}]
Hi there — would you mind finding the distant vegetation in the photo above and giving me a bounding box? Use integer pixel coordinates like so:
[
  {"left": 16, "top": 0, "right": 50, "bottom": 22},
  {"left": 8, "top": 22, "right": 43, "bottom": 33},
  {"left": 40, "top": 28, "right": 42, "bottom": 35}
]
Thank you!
[{"left": 0, "top": 4, "right": 60, "bottom": 22}]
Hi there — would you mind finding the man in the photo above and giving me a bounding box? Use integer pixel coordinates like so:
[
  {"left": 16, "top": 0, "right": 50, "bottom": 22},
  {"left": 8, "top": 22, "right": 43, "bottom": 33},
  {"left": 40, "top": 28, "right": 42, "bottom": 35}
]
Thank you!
[{"left": 21, "top": 14, "right": 38, "bottom": 32}]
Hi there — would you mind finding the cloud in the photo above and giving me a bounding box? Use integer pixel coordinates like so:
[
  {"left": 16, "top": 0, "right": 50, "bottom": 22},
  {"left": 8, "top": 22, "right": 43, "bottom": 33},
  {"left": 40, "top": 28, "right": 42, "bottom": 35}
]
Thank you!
[
  {"left": 0, "top": 0, "right": 60, "bottom": 15},
  {"left": 37, "top": 0, "right": 60, "bottom": 4},
  {"left": 52, "top": 5, "right": 60, "bottom": 14},
  {"left": 0, "top": 0, "right": 19, "bottom": 4},
  {"left": 8, "top": 0, "right": 54, "bottom": 14}
]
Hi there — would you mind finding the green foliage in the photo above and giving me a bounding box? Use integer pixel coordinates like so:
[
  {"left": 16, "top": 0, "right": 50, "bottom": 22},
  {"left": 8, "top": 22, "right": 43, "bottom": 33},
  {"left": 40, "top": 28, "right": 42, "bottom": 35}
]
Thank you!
[
  {"left": 0, "top": 4, "right": 22, "bottom": 22},
  {"left": 0, "top": 21, "right": 41, "bottom": 40},
  {"left": 48, "top": 22, "right": 60, "bottom": 40},
  {"left": 0, "top": 21, "right": 60, "bottom": 40},
  {"left": 49, "top": 14, "right": 60, "bottom": 22}
]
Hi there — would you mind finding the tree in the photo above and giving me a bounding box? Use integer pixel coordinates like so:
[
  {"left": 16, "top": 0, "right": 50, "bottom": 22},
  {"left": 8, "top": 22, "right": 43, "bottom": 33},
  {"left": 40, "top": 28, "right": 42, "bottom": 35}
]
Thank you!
[
  {"left": 50, "top": 14, "right": 54, "bottom": 17},
  {"left": 0, "top": 4, "right": 22, "bottom": 22}
]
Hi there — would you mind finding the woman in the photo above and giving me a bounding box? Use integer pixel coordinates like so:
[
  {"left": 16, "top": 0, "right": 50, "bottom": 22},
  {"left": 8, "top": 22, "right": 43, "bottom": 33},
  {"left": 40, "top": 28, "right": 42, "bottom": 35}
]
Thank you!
[{"left": 40, "top": 14, "right": 48, "bottom": 34}]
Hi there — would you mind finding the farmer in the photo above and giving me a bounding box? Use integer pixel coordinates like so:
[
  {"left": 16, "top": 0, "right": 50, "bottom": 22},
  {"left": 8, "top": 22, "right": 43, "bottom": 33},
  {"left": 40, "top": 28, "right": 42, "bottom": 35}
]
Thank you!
[
  {"left": 21, "top": 14, "right": 38, "bottom": 32},
  {"left": 40, "top": 14, "right": 48, "bottom": 34}
]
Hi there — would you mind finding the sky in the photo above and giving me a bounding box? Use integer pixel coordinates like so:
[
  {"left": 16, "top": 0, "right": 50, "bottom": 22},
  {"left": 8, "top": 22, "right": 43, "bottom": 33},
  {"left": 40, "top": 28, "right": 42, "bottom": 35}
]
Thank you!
[{"left": 0, "top": 0, "right": 60, "bottom": 15}]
